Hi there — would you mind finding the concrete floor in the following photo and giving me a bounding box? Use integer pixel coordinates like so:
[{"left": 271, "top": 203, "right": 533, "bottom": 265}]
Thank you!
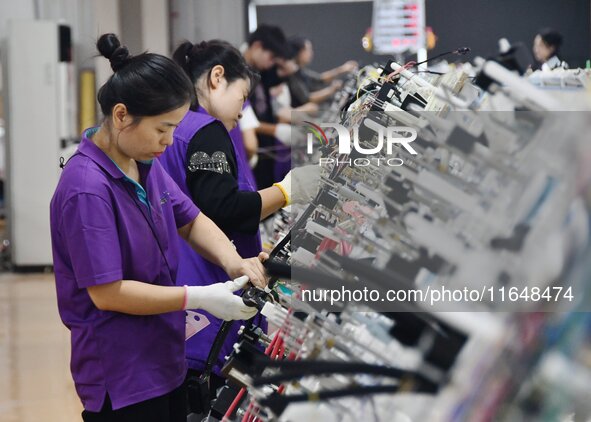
[{"left": 0, "top": 273, "right": 83, "bottom": 421}]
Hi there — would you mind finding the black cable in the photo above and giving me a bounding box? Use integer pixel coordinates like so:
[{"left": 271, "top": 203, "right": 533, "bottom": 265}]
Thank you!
[
  {"left": 413, "top": 70, "right": 445, "bottom": 76},
  {"left": 259, "top": 384, "right": 400, "bottom": 416},
  {"left": 251, "top": 360, "right": 423, "bottom": 387},
  {"left": 265, "top": 260, "right": 420, "bottom": 314},
  {"left": 202, "top": 321, "right": 233, "bottom": 376},
  {"left": 201, "top": 232, "right": 293, "bottom": 388},
  {"left": 265, "top": 260, "right": 449, "bottom": 338},
  {"left": 273, "top": 384, "right": 399, "bottom": 402},
  {"left": 323, "top": 250, "right": 416, "bottom": 292},
  {"left": 269, "top": 232, "right": 291, "bottom": 261},
  {"left": 411, "top": 47, "right": 471, "bottom": 68}
]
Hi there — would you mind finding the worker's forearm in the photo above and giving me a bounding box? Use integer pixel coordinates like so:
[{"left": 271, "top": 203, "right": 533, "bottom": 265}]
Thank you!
[
  {"left": 320, "top": 68, "right": 340, "bottom": 83},
  {"left": 256, "top": 122, "right": 277, "bottom": 137},
  {"left": 87, "top": 280, "right": 185, "bottom": 315},
  {"left": 259, "top": 186, "right": 286, "bottom": 220},
  {"left": 185, "top": 213, "right": 242, "bottom": 274},
  {"left": 309, "top": 86, "right": 335, "bottom": 103},
  {"left": 242, "top": 129, "right": 259, "bottom": 159}
]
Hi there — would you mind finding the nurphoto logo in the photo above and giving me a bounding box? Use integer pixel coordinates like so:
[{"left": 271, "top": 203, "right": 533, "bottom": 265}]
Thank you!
[{"left": 304, "top": 119, "right": 418, "bottom": 167}]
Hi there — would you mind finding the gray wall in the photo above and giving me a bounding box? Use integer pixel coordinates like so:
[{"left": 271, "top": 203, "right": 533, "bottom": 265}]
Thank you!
[
  {"left": 171, "top": 0, "right": 246, "bottom": 51},
  {"left": 254, "top": 0, "right": 591, "bottom": 72},
  {"left": 255, "top": 2, "right": 381, "bottom": 71},
  {"left": 425, "top": 0, "right": 590, "bottom": 68}
]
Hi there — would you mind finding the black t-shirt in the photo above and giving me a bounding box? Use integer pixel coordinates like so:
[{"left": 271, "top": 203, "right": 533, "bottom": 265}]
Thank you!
[
  {"left": 250, "top": 66, "right": 288, "bottom": 189},
  {"left": 288, "top": 68, "right": 329, "bottom": 108},
  {"left": 185, "top": 121, "right": 261, "bottom": 234},
  {"left": 250, "top": 66, "right": 284, "bottom": 123},
  {"left": 288, "top": 70, "right": 310, "bottom": 108}
]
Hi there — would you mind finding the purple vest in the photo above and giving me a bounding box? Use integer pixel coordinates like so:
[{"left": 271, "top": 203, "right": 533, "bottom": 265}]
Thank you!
[
  {"left": 159, "top": 108, "right": 263, "bottom": 374},
  {"left": 228, "top": 125, "right": 257, "bottom": 187},
  {"left": 273, "top": 140, "right": 291, "bottom": 182},
  {"left": 229, "top": 100, "right": 257, "bottom": 187}
]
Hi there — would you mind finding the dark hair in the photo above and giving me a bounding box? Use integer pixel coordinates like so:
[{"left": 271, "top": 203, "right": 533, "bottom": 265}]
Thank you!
[
  {"left": 172, "top": 40, "right": 259, "bottom": 107},
  {"left": 96, "top": 33, "right": 195, "bottom": 118},
  {"left": 538, "top": 28, "right": 563, "bottom": 54},
  {"left": 288, "top": 36, "right": 310, "bottom": 55},
  {"left": 247, "top": 24, "right": 288, "bottom": 58}
]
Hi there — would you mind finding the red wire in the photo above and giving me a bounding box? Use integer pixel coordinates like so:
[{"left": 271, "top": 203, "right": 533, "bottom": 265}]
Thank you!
[
  {"left": 240, "top": 308, "right": 297, "bottom": 421},
  {"left": 265, "top": 330, "right": 279, "bottom": 355},
  {"left": 250, "top": 409, "right": 259, "bottom": 422},
  {"left": 278, "top": 340, "right": 286, "bottom": 359},
  {"left": 384, "top": 60, "right": 417, "bottom": 82},
  {"left": 222, "top": 387, "right": 246, "bottom": 421},
  {"left": 271, "top": 334, "right": 283, "bottom": 359},
  {"left": 276, "top": 343, "right": 299, "bottom": 396},
  {"left": 241, "top": 329, "right": 283, "bottom": 422},
  {"left": 241, "top": 402, "right": 255, "bottom": 422}
]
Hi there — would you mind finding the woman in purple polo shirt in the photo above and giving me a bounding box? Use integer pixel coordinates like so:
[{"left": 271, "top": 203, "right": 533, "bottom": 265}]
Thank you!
[
  {"left": 158, "top": 40, "right": 320, "bottom": 401},
  {"left": 50, "top": 34, "right": 268, "bottom": 422}
]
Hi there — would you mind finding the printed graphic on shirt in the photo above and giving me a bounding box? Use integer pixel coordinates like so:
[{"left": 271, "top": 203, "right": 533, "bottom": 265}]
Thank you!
[
  {"left": 160, "top": 191, "right": 171, "bottom": 205},
  {"left": 185, "top": 310, "right": 211, "bottom": 340},
  {"left": 187, "top": 151, "right": 231, "bottom": 174}
]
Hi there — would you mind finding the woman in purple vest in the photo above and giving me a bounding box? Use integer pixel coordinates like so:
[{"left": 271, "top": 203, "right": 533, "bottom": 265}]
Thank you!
[
  {"left": 158, "top": 40, "right": 318, "bottom": 395},
  {"left": 50, "top": 34, "right": 267, "bottom": 422}
]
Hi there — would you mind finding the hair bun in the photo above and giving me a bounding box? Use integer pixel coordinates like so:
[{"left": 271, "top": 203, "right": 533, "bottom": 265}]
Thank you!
[
  {"left": 194, "top": 40, "right": 208, "bottom": 51},
  {"left": 97, "top": 33, "right": 131, "bottom": 72}
]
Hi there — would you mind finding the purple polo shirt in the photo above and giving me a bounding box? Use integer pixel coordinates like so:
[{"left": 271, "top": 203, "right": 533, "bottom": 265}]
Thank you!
[{"left": 50, "top": 128, "right": 200, "bottom": 411}]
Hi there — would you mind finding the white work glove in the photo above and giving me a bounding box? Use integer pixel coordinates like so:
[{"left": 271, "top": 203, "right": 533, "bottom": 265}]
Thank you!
[
  {"left": 249, "top": 153, "right": 259, "bottom": 169},
  {"left": 274, "top": 123, "right": 293, "bottom": 146},
  {"left": 274, "top": 165, "right": 322, "bottom": 206},
  {"left": 238, "top": 105, "right": 260, "bottom": 131},
  {"left": 184, "top": 276, "right": 258, "bottom": 321}
]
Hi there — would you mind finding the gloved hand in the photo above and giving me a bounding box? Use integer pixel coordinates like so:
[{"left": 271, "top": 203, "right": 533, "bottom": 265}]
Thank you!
[
  {"left": 184, "top": 276, "right": 258, "bottom": 321},
  {"left": 330, "top": 79, "right": 344, "bottom": 93},
  {"left": 274, "top": 123, "right": 293, "bottom": 146},
  {"left": 340, "top": 60, "right": 358, "bottom": 73},
  {"left": 249, "top": 153, "right": 259, "bottom": 169},
  {"left": 274, "top": 165, "right": 322, "bottom": 206}
]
